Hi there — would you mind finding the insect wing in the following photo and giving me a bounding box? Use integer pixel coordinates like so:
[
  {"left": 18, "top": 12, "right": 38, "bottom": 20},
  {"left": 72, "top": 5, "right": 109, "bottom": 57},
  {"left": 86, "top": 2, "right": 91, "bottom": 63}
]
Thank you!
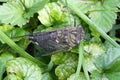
[
  {"left": 27, "top": 25, "right": 84, "bottom": 56},
  {"left": 28, "top": 31, "right": 70, "bottom": 55}
]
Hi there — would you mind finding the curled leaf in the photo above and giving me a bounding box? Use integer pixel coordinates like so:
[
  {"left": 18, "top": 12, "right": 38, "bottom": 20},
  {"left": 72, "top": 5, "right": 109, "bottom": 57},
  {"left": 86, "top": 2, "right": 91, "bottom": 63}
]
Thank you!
[
  {"left": 55, "top": 62, "right": 77, "bottom": 80},
  {"left": 38, "top": 2, "right": 67, "bottom": 26},
  {"left": 67, "top": 72, "right": 86, "bottom": 80},
  {"left": 52, "top": 53, "right": 78, "bottom": 80}
]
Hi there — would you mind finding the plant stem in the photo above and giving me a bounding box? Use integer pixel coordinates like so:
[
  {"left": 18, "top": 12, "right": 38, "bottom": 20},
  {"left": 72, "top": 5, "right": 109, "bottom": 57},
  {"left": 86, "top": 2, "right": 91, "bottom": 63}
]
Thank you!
[
  {"left": 44, "top": 60, "right": 54, "bottom": 72},
  {"left": 0, "top": 30, "right": 46, "bottom": 66},
  {"left": 75, "top": 40, "right": 84, "bottom": 79},
  {"left": 83, "top": 56, "right": 90, "bottom": 80}
]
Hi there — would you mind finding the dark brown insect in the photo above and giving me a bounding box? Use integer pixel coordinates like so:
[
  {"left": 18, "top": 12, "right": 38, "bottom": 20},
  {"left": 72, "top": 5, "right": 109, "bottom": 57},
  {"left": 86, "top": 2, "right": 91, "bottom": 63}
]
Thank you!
[{"left": 27, "top": 25, "right": 84, "bottom": 56}]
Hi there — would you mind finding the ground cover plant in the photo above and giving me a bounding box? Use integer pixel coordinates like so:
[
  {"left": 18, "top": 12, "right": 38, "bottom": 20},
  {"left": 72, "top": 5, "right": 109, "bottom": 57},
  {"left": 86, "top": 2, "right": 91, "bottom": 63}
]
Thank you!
[{"left": 0, "top": 0, "right": 120, "bottom": 80}]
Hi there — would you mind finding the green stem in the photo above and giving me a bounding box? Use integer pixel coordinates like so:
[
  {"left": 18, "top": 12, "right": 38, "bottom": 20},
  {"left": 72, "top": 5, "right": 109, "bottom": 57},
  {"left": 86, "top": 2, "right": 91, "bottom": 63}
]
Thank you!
[
  {"left": 62, "top": 0, "right": 120, "bottom": 48},
  {"left": 0, "top": 31, "right": 46, "bottom": 66},
  {"left": 83, "top": 56, "right": 90, "bottom": 80},
  {"left": 75, "top": 40, "right": 84, "bottom": 79},
  {"left": 44, "top": 60, "right": 54, "bottom": 73}
]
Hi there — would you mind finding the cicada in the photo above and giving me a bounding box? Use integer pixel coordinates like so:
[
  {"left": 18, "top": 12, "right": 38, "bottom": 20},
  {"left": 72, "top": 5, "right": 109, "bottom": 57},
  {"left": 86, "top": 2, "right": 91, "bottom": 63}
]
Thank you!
[{"left": 26, "top": 25, "right": 84, "bottom": 56}]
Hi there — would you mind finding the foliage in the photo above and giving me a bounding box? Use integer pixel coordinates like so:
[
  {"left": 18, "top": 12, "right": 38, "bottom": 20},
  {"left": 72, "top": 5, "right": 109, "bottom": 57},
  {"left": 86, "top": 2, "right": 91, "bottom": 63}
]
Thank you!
[
  {"left": 6, "top": 57, "right": 42, "bottom": 80},
  {"left": 0, "top": 0, "right": 120, "bottom": 80},
  {"left": 0, "top": 0, "right": 48, "bottom": 26},
  {"left": 84, "top": 43, "right": 105, "bottom": 73},
  {"left": 41, "top": 72, "right": 53, "bottom": 80},
  {"left": 0, "top": 1, "right": 28, "bottom": 26},
  {"left": 67, "top": 72, "right": 86, "bottom": 80},
  {"left": 38, "top": 2, "right": 67, "bottom": 26},
  {"left": 0, "top": 25, "right": 26, "bottom": 43},
  {"left": 91, "top": 47, "right": 120, "bottom": 80},
  {"left": 51, "top": 53, "right": 78, "bottom": 80},
  {"left": 0, "top": 53, "right": 14, "bottom": 80}
]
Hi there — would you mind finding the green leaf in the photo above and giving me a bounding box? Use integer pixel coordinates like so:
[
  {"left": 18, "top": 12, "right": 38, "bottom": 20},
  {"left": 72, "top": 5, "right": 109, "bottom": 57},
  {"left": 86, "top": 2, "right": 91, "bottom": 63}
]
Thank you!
[
  {"left": 6, "top": 57, "right": 42, "bottom": 80},
  {"left": 103, "top": 56, "right": 120, "bottom": 80},
  {"left": 68, "top": 0, "right": 94, "bottom": 13},
  {"left": 68, "top": 0, "right": 117, "bottom": 34},
  {"left": 106, "top": 58, "right": 120, "bottom": 72},
  {"left": 23, "top": 0, "right": 48, "bottom": 19},
  {"left": 5, "top": 28, "right": 26, "bottom": 41},
  {"left": 0, "top": 0, "right": 48, "bottom": 26},
  {"left": 0, "top": 61, "right": 4, "bottom": 80},
  {"left": 0, "top": 25, "right": 13, "bottom": 32},
  {"left": 38, "top": 2, "right": 67, "bottom": 26},
  {"left": 94, "top": 47, "right": 120, "bottom": 71},
  {"left": 91, "top": 69, "right": 120, "bottom": 80},
  {"left": 91, "top": 70, "right": 109, "bottom": 80},
  {"left": 0, "top": 25, "right": 26, "bottom": 43},
  {"left": 3, "top": 76, "right": 8, "bottom": 80},
  {"left": 55, "top": 62, "right": 77, "bottom": 80},
  {"left": 51, "top": 52, "right": 78, "bottom": 65},
  {"left": 117, "top": 0, "right": 120, "bottom": 8},
  {"left": 89, "top": 0, "right": 117, "bottom": 35},
  {"left": 92, "top": 47, "right": 120, "bottom": 80},
  {"left": 0, "top": 53, "right": 14, "bottom": 80},
  {"left": 21, "top": 0, "right": 41, "bottom": 8},
  {"left": 0, "top": 1, "right": 28, "bottom": 26},
  {"left": 84, "top": 43, "right": 104, "bottom": 57},
  {"left": 54, "top": 53, "right": 78, "bottom": 80},
  {"left": 41, "top": 73, "right": 53, "bottom": 80},
  {"left": 0, "top": 0, "right": 9, "bottom": 2},
  {"left": 105, "top": 72, "right": 120, "bottom": 80},
  {"left": 67, "top": 73, "right": 86, "bottom": 80},
  {"left": 17, "top": 38, "right": 29, "bottom": 50},
  {"left": 51, "top": 53, "right": 65, "bottom": 65},
  {"left": 84, "top": 43, "right": 104, "bottom": 73}
]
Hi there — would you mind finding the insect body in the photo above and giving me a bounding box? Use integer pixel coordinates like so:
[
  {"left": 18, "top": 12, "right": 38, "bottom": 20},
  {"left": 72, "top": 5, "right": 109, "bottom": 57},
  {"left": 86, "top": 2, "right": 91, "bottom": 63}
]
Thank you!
[{"left": 27, "top": 25, "right": 84, "bottom": 56}]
